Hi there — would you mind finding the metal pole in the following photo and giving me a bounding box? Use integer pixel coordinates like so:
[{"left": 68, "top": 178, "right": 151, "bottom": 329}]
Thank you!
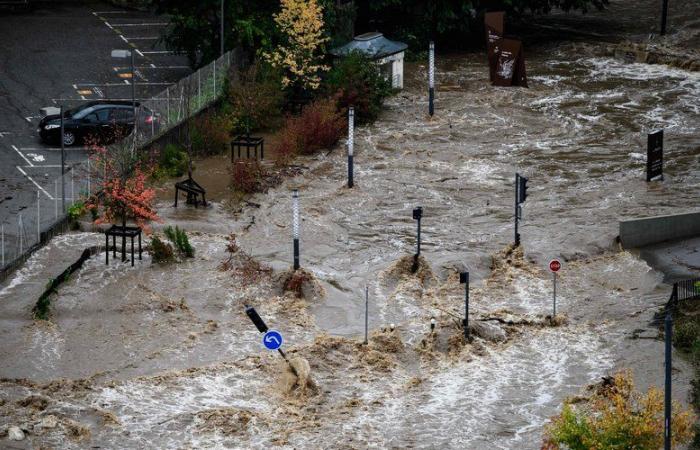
[
  {"left": 553, "top": 272, "right": 557, "bottom": 317},
  {"left": 417, "top": 217, "right": 421, "bottom": 256},
  {"left": 18, "top": 214, "right": 23, "bottom": 254},
  {"left": 428, "top": 41, "right": 435, "bottom": 116},
  {"left": 364, "top": 285, "right": 369, "bottom": 345},
  {"left": 661, "top": 0, "right": 669, "bottom": 35},
  {"left": 464, "top": 272, "right": 470, "bottom": 340},
  {"left": 213, "top": 58, "right": 217, "bottom": 95},
  {"left": 166, "top": 88, "right": 170, "bottom": 125},
  {"left": 198, "top": 70, "right": 201, "bottom": 109},
  {"left": 87, "top": 158, "right": 91, "bottom": 197},
  {"left": 60, "top": 105, "right": 65, "bottom": 213},
  {"left": 292, "top": 190, "right": 300, "bottom": 271},
  {"left": 54, "top": 179, "right": 58, "bottom": 219},
  {"left": 1, "top": 224, "right": 4, "bottom": 267},
  {"left": 664, "top": 307, "right": 673, "bottom": 450},
  {"left": 36, "top": 191, "right": 40, "bottom": 242},
  {"left": 514, "top": 173, "right": 520, "bottom": 247},
  {"left": 348, "top": 107, "right": 354, "bottom": 188},
  {"left": 131, "top": 51, "right": 136, "bottom": 118},
  {"left": 220, "top": 0, "right": 225, "bottom": 56},
  {"left": 71, "top": 170, "right": 74, "bottom": 204}
]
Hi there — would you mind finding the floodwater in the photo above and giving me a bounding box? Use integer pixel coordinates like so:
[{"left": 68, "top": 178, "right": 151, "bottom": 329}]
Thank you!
[{"left": 2, "top": 1, "right": 700, "bottom": 448}]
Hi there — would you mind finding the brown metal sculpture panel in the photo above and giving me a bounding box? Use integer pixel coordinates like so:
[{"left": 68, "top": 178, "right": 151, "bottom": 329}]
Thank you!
[
  {"left": 493, "top": 38, "right": 528, "bottom": 87},
  {"left": 484, "top": 11, "right": 505, "bottom": 82}
]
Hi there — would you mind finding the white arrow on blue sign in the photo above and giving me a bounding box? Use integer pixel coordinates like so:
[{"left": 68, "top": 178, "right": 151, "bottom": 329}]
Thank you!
[{"left": 263, "top": 330, "right": 283, "bottom": 350}]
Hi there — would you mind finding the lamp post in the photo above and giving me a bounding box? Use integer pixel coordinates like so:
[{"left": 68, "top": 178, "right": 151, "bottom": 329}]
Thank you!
[
  {"left": 292, "top": 189, "right": 300, "bottom": 271},
  {"left": 428, "top": 41, "right": 435, "bottom": 116},
  {"left": 220, "top": 0, "right": 225, "bottom": 56},
  {"left": 348, "top": 107, "right": 354, "bottom": 188}
]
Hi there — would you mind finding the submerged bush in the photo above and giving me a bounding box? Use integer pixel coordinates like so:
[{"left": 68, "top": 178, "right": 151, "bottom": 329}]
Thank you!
[
  {"left": 150, "top": 236, "right": 174, "bottom": 263},
  {"left": 164, "top": 226, "right": 194, "bottom": 258},
  {"left": 67, "top": 201, "right": 85, "bottom": 221},
  {"left": 324, "top": 51, "right": 392, "bottom": 123},
  {"left": 231, "top": 159, "right": 270, "bottom": 194},
  {"left": 543, "top": 370, "right": 696, "bottom": 449},
  {"left": 274, "top": 98, "right": 344, "bottom": 165}
]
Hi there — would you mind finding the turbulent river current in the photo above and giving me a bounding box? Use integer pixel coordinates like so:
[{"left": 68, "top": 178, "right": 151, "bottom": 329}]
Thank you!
[{"left": 1, "top": 1, "right": 700, "bottom": 448}]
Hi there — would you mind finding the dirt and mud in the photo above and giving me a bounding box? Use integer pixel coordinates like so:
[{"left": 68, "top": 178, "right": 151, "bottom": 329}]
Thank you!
[{"left": 2, "top": 0, "right": 700, "bottom": 448}]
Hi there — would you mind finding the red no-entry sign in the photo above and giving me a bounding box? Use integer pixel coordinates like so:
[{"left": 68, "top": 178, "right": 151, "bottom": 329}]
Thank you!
[{"left": 549, "top": 259, "right": 561, "bottom": 273}]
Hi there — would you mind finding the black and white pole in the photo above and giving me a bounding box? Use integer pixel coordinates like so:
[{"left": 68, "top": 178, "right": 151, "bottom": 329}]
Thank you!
[
  {"left": 428, "top": 41, "right": 435, "bottom": 117},
  {"left": 245, "top": 305, "right": 295, "bottom": 372},
  {"left": 348, "top": 107, "right": 354, "bottom": 188},
  {"left": 292, "top": 189, "right": 300, "bottom": 271},
  {"left": 364, "top": 285, "right": 369, "bottom": 345},
  {"left": 661, "top": 0, "right": 669, "bottom": 35},
  {"left": 514, "top": 173, "right": 528, "bottom": 247},
  {"left": 412, "top": 207, "right": 423, "bottom": 273},
  {"left": 460, "top": 271, "right": 470, "bottom": 340},
  {"left": 60, "top": 105, "right": 66, "bottom": 213}
]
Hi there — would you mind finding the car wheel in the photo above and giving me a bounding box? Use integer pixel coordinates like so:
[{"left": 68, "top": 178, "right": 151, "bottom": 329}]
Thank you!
[{"left": 63, "top": 131, "right": 76, "bottom": 146}]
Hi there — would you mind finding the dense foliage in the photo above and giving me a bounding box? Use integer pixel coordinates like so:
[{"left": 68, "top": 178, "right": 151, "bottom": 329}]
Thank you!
[
  {"left": 226, "top": 62, "right": 285, "bottom": 134},
  {"left": 324, "top": 51, "right": 392, "bottom": 123},
  {"left": 543, "top": 370, "right": 695, "bottom": 449}
]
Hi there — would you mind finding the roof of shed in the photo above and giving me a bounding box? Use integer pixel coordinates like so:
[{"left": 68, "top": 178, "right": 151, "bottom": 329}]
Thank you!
[{"left": 330, "top": 32, "right": 408, "bottom": 59}]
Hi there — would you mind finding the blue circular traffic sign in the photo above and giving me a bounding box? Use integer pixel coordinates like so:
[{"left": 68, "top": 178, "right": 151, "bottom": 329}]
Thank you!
[{"left": 263, "top": 330, "right": 283, "bottom": 350}]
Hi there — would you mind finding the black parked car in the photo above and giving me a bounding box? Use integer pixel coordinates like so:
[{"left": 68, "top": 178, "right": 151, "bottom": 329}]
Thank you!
[{"left": 38, "top": 101, "right": 158, "bottom": 146}]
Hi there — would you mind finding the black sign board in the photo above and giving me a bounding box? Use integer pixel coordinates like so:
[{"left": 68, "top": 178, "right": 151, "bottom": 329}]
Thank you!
[
  {"left": 647, "top": 130, "right": 663, "bottom": 181},
  {"left": 484, "top": 12, "right": 505, "bottom": 82},
  {"left": 493, "top": 38, "right": 528, "bottom": 88}
]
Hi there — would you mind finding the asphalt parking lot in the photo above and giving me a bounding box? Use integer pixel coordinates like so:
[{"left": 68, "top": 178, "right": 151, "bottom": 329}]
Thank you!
[{"left": 0, "top": 0, "right": 191, "bottom": 260}]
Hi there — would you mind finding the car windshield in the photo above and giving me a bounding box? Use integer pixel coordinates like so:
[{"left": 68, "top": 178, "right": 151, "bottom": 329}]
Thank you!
[{"left": 71, "top": 106, "right": 95, "bottom": 119}]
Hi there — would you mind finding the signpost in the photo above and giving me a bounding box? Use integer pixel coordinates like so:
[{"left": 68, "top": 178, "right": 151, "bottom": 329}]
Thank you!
[
  {"left": 412, "top": 207, "right": 423, "bottom": 273},
  {"left": 484, "top": 11, "right": 505, "bottom": 82},
  {"left": 549, "top": 259, "right": 561, "bottom": 316},
  {"left": 647, "top": 130, "right": 664, "bottom": 182},
  {"left": 263, "top": 330, "right": 283, "bottom": 350},
  {"left": 514, "top": 173, "right": 528, "bottom": 247}
]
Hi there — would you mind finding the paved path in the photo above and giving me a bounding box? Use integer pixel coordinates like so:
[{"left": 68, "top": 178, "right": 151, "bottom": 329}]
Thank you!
[{"left": 0, "top": 0, "right": 191, "bottom": 264}]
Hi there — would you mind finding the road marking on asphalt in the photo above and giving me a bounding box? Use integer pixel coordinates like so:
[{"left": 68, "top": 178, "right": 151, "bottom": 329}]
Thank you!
[
  {"left": 92, "top": 11, "right": 128, "bottom": 14},
  {"left": 16, "top": 166, "right": 53, "bottom": 199},
  {"left": 93, "top": 87, "right": 104, "bottom": 98},
  {"left": 141, "top": 50, "right": 178, "bottom": 55},
  {"left": 118, "top": 72, "right": 132, "bottom": 78},
  {"left": 20, "top": 147, "right": 89, "bottom": 151},
  {"left": 104, "top": 21, "right": 113, "bottom": 29},
  {"left": 74, "top": 82, "right": 171, "bottom": 87},
  {"left": 135, "top": 49, "right": 144, "bottom": 57},
  {"left": 0, "top": 132, "right": 11, "bottom": 138},
  {"left": 119, "top": 34, "right": 129, "bottom": 43},
  {"left": 125, "top": 36, "right": 159, "bottom": 40},
  {"left": 77, "top": 89, "right": 93, "bottom": 95},
  {"left": 115, "top": 65, "right": 187, "bottom": 70},
  {"left": 12, "top": 145, "right": 33, "bottom": 167},
  {"left": 26, "top": 153, "right": 45, "bottom": 162},
  {"left": 25, "top": 165, "right": 62, "bottom": 168}
]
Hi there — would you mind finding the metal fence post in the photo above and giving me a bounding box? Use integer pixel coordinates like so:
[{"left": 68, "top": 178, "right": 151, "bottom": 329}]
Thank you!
[
  {"left": 1, "top": 224, "right": 4, "bottom": 267},
  {"left": 71, "top": 170, "right": 74, "bottom": 204},
  {"left": 664, "top": 306, "right": 673, "bottom": 450},
  {"left": 166, "top": 87, "right": 170, "bottom": 125},
  {"left": 87, "top": 158, "right": 91, "bottom": 197},
  {"left": 54, "top": 179, "right": 58, "bottom": 219},
  {"left": 198, "top": 70, "right": 201, "bottom": 109},
  {"left": 18, "top": 214, "right": 23, "bottom": 254},
  {"left": 364, "top": 285, "right": 369, "bottom": 345},
  {"left": 213, "top": 58, "right": 217, "bottom": 96}
]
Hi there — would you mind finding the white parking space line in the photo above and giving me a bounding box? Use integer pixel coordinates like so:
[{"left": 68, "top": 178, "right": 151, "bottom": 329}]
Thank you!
[
  {"left": 135, "top": 49, "right": 144, "bottom": 57},
  {"left": 24, "top": 165, "right": 62, "bottom": 168},
  {"left": 92, "top": 11, "right": 128, "bottom": 14},
  {"left": 120, "top": 34, "right": 129, "bottom": 43},
  {"left": 0, "top": 132, "right": 11, "bottom": 138},
  {"left": 75, "top": 82, "right": 171, "bottom": 87},
  {"left": 140, "top": 51, "right": 179, "bottom": 55},
  {"left": 11, "top": 145, "right": 33, "bottom": 167},
  {"left": 115, "top": 65, "right": 189, "bottom": 70},
  {"left": 125, "top": 37, "right": 159, "bottom": 40},
  {"left": 16, "top": 166, "right": 54, "bottom": 200}
]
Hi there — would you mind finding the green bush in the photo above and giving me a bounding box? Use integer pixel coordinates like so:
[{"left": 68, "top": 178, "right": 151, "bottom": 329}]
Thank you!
[
  {"left": 164, "top": 225, "right": 194, "bottom": 258},
  {"left": 155, "top": 143, "right": 189, "bottom": 179},
  {"left": 150, "top": 236, "right": 174, "bottom": 263},
  {"left": 323, "top": 51, "right": 393, "bottom": 123},
  {"left": 67, "top": 201, "right": 85, "bottom": 221},
  {"left": 674, "top": 321, "right": 700, "bottom": 350},
  {"left": 227, "top": 61, "right": 284, "bottom": 134}
]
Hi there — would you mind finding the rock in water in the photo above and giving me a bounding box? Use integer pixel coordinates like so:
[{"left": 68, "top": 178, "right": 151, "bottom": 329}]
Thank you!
[
  {"left": 8, "top": 426, "right": 25, "bottom": 441},
  {"left": 471, "top": 321, "right": 507, "bottom": 343}
]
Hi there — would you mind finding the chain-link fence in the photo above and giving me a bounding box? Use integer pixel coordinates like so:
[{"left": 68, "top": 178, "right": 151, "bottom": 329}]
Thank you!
[{"left": 0, "top": 51, "right": 236, "bottom": 277}]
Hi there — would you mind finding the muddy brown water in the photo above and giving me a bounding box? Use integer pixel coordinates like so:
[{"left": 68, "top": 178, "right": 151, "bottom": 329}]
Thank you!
[{"left": 2, "top": 2, "right": 700, "bottom": 448}]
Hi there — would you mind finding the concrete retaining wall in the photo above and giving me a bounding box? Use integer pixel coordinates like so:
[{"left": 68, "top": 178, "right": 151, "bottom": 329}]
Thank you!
[{"left": 620, "top": 211, "right": 700, "bottom": 248}]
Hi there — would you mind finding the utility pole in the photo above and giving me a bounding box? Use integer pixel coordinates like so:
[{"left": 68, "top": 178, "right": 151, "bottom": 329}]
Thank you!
[{"left": 220, "top": 0, "right": 225, "bottom": 56}]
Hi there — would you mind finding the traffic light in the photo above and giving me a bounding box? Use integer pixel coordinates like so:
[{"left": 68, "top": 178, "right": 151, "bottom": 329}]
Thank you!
[{"left": 518, "top": 174, "right": 528, "bottom": 204}]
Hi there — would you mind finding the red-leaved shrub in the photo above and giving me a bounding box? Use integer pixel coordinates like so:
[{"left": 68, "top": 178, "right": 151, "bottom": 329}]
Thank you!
[
  {"left": 274, "top": 98, "right": 344, "bottom": 165},
  {"left": 231, "top": 159, "right": 269, "bottom": 193}
]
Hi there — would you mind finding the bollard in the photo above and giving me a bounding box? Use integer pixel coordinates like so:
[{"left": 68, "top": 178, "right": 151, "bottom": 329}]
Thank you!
[
  {"left": 514, "top": 173, "right": 528, "bottom": 247},
  {"left": 292, "top": 190, "right": 300, "bottom": 271},
  {"left": 347, "top": 107, "right": 354, "bottom": 188},
  {"left": 430, "top": 316, "right": 436, "bottom": 332},
  {"left": 364, "top": 285, "right": 369, "bottom": 345},
  {"left": 460, "top": 271, "right": 470, "bottom": 340},
  {"left": 1, "top": 224, "right": 4, "bottom": 267},
  {"left": 60, "top": 105, "right": 66, "bottom": 213},
  {"left": 428, "top": 41, "right": 435, "bottom": 116},
  {"left": 54, "top": 180, "right": 58, "bottom": 219}
]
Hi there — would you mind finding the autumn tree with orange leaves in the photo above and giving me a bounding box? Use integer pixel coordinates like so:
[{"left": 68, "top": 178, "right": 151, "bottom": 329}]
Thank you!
[{"left": 86, "top": 133, "right": 160, "bottom": 259}]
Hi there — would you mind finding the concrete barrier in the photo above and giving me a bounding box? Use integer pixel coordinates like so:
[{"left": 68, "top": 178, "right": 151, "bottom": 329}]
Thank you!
[{"left": 620, "top": 211, "right": 700, "bottom": 248}]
